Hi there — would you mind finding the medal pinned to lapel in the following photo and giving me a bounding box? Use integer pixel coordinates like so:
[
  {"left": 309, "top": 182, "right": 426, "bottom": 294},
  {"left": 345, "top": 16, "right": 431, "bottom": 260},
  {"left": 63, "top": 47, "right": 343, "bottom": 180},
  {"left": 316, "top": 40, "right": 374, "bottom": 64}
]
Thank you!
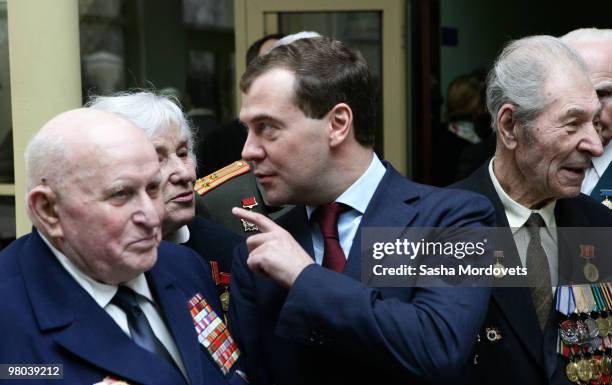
[
  {"left": 580, "top": 244, "right": 599, "bottom": 283},
  {"left": 484, "top": 326, "right": 502, "bottom": 343},
  {"left": 600, "top": 189, "right": 612, "bottom": 209},
  {"left": 492, "top": 250, "right": 505, "bottom": 279},
  {"left": 240, "top": 197, "right": 259, "bottom": 232}
]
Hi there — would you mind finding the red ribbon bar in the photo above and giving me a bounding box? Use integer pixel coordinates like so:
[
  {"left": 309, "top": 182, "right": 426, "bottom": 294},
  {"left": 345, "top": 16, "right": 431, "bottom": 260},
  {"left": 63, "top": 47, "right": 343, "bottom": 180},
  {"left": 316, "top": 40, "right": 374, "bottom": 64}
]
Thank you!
[
  {"left": 210, "top": 261, "right": 221, "bottom": 285},
  {"left": 221, "top": 272, "right": 231, "bottom": 286}
]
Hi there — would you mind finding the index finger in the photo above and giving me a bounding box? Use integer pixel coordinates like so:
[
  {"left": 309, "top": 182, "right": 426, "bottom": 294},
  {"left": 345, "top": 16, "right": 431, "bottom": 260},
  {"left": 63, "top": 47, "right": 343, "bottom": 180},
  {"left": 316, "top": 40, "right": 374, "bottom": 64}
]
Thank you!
[{"left": 232, "top": 207, "right": 279, "bottom": 233}]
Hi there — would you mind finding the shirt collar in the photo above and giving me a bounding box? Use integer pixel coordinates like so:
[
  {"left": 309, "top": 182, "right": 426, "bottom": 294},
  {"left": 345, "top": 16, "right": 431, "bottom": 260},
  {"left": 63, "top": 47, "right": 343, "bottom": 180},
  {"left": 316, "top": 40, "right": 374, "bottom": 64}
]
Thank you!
[
  {"left": 306, "top": 153, "right": 386, "bottom": 218},
  {"left": 488, "top": 157, "right": 556, "bottom": 233},
  {"left": 592, "top": 141, "right": 612, "bottom": 177},
  {"left": 166, "top": 225, "right": 190, "bottom": 244},
  {"left": 39, "top": 233, "right": 155, "bottom": 308}
]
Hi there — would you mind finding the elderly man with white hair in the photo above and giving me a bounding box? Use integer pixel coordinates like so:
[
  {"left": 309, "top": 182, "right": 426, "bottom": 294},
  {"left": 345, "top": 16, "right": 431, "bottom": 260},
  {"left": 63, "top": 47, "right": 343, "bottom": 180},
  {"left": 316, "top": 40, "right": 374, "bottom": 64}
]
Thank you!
[
  {"left": 88, "top": 91, "right": 243, "bottom": 315},
  {"left": 562, "top": 28, "right": 612, "bottom": 206},
  {"left": 0, "top": 108, "right": 247, "bottom": 384},
  {"left": 453, "top": 35, "right": 612, "bottom": 385}
]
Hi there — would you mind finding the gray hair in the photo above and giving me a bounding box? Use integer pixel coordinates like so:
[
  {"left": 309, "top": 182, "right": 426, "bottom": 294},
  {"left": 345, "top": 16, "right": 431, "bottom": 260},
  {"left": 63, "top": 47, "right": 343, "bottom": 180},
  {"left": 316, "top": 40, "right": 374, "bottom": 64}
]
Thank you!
[
  {"left": 25, "top": 130, "right": 68, "bottom": 192},
  {"left": 486, "top": 35, "right": 590, "bottom": 131},
  {"left": 561, "top": 28, "right": 612, "bottom": 44},
  {"left": 86, "top": 91, "right": 196, "bottom": 159},
  {"left": 270, "top": 31, "right": 322, "bottom": 51}
]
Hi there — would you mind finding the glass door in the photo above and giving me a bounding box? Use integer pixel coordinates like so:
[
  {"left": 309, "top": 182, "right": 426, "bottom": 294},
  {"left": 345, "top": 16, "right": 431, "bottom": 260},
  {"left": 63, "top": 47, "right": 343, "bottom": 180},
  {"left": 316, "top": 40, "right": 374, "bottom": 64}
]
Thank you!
[{"left": 234, "top": 0, "right": 408, "bottom": 175}]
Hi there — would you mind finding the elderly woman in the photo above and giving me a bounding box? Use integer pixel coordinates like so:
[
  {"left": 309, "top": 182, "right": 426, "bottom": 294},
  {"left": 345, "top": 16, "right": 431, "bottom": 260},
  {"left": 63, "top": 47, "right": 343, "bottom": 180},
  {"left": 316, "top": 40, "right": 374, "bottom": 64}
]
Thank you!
[{"left": 87, "top": 91, "right": 242, "bottom": 306}]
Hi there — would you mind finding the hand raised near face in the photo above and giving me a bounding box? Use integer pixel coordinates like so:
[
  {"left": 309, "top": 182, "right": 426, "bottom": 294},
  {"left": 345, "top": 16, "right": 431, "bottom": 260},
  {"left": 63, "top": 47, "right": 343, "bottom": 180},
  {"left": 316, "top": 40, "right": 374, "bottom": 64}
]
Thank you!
[{"left": 232, "top": 207, "right": 314, "bottom": 288}]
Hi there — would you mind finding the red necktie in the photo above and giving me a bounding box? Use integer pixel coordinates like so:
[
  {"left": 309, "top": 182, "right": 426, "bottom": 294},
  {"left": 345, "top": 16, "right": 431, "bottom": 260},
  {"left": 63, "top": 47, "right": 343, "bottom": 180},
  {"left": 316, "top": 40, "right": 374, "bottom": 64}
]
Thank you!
[{"left": 314, "top": 203, "right": 348, "bottom": 272}]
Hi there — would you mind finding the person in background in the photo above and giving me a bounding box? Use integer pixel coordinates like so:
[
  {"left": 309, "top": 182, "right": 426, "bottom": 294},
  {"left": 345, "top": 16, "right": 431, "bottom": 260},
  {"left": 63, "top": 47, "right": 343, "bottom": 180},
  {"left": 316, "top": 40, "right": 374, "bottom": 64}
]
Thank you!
[
  {"left": 432, "top": 72, "right": 490, "bottom": 186},
  {"left": 88, "top": 91, "right": 243, "bottom": 315},
  {"left": 562, "top": 28, "right": 612, "bottom": 207}
]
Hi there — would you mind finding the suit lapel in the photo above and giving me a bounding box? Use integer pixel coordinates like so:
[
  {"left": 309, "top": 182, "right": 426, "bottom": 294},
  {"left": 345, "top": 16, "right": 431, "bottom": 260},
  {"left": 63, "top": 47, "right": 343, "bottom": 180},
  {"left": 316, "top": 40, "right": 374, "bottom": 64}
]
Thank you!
[
  {"left": 344, "top": 165, "right": 419, "bottom": 280},
  {"left": 278, "top": 206, "right": 315, "bottom": 259},
  {"left": 20, "top": 231, "right": 187, "bottom": 385},
  {"left": 457, "top": 165, "right": 545, "bottom": 365},
  {"left": 147, "top": 267, "right": 205, "bottom": 385}
]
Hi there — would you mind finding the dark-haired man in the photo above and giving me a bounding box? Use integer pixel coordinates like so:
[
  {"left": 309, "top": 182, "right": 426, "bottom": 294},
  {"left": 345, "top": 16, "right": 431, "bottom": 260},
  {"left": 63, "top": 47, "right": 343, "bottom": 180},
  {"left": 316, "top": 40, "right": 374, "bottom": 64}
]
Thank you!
[{"left": 229, "top": 34, "right": 495, "bottom": 385}]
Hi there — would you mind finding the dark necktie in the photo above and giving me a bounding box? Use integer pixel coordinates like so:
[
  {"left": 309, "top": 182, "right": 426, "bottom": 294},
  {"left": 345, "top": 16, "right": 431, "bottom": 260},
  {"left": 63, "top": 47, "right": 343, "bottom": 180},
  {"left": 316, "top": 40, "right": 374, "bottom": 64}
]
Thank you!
[
  {"left": 525, "top": 213, "right": 552, "bottom": 330},
  {"left": 314, "top": 202, "right": 348, "bottom": 272},
  {"left": 111, "top": 286, "right": 177, "bottom": 367}
]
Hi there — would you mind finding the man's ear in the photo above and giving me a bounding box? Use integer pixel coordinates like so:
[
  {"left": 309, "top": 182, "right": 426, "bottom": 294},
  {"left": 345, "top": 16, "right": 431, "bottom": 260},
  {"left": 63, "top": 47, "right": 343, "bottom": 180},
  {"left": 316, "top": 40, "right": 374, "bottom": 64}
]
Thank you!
[
  {"left": 27, "top": 186, "right": 63, "bottom": 238},
  {"left": 328, "top": 103, "right": 353, "bottom": 147},
  {"left": 497, "top": 103, "right": 519, "bottom": 150}
]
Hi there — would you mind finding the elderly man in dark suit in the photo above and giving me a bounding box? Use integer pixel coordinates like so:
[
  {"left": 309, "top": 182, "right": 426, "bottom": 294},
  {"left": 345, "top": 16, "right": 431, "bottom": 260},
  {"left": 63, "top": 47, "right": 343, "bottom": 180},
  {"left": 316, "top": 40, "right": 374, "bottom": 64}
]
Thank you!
[
  {"left": 228, "top": 35, "right": 496, "bottom": 385},
  {"left": 452, "top": 35, "right": 612, "bottom": 385},
  {"left": 0, "top": 109, "right": 246, "bottom": 384}
]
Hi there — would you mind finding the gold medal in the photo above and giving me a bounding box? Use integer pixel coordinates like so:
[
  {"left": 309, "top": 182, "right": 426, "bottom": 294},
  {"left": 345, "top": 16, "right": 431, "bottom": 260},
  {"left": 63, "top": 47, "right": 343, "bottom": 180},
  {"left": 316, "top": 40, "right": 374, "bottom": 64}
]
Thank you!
[
  {"left": 597, "top": 317, "right": 609, "bottom": 337},
  {"left": 492, "top": 250, "right": 505, "bottom": 279},
  {"left": 566, "top": 361, "right": 579, "bottom": 383},
  {"left": 584, "top": 262, "right": 599, "bottom": 283},
  {"left": 577, "top": 358, "right": 593, "bottom": 382},
  {"left": 220, "top": 289, "right": 230, "bottom": 312}
]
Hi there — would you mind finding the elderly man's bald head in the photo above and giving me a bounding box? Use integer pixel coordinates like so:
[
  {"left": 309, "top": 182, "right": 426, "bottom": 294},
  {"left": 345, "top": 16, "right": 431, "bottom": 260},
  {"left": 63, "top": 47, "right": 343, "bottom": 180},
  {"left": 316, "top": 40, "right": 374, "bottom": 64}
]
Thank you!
[
  {"left": 25, "top": 108, "right": 156, "bottom": 192},
  {"left": 25, "top": 107, "right": 166, "bottom": 284}
]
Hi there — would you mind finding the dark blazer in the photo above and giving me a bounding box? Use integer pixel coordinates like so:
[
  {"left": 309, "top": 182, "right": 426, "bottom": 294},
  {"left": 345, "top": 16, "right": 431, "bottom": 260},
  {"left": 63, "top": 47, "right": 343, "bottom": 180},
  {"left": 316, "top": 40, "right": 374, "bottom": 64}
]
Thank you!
[
  {"left": 185, "top": 216, "right": 244, "bottom": 276},
  {"left": 452, "top": 162, "right": 612, "bottom": 385},
  {"left": 0, "top": 229, "right": 246, "bottom": 385},
  {"left": 229, "top": 162, "right": 496, "bottom": 385}
]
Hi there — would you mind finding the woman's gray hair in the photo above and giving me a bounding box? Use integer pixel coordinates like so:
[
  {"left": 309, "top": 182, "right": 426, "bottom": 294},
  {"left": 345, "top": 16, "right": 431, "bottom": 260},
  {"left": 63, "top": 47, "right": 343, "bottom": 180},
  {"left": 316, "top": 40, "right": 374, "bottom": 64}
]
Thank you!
[
  {"left": 486, "top": 35, "right": 590, "bottom": 132},
  {"left": 86, "top": 91, "right": 196, "bottom": 159},
  {"left": 561, "top": 28, "right": 612, "bottom": 44}
]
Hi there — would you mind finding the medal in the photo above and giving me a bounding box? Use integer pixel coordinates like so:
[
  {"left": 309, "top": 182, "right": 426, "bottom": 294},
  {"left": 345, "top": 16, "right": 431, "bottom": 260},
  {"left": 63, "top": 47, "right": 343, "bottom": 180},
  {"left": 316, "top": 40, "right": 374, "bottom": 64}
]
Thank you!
[
  {"left": 492, "top": 250, "right": 505, "bottom": 279},
  {"left": 601, "top": 190, "right": 612, "bottom": 209},
  {"left": 241, "top": 197, "right": 259, "bottom": 232},
  {"left": 580, "top": 245, "right": 599, "bottom": 283},
  {"left": 560, "top": 319, "right": 583, "bottom": 345},
  {"left": 220, "top": 289, "right": 230, "bottom": 313},
  {"left": 597, "top": 316, "right": 609, "bottom": 337},
  {"left": 485, "top": 326, "right": 502, "bottom": 343},
  {"left": 586, "top": 317, "right": 600, "bottom": 339},
  {"left": 566, "top": 361, "right": 580, "bottom": 383},
  {"left": 578, "top": 357, "right": 594, "bottom": 382}
]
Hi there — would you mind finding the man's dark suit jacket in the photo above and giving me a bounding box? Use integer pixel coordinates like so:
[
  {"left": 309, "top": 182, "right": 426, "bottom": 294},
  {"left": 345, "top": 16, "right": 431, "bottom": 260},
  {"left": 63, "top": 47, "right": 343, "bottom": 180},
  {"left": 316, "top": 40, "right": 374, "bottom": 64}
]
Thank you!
[
  {"left": 452, "top": 162, "right": 612, "bottom": 385},
  {"left": 229, "top": 162, "right": 496, "bottom": 385},
  {"left": 0, "top": 229, "right": 246, "bottom": 385}
]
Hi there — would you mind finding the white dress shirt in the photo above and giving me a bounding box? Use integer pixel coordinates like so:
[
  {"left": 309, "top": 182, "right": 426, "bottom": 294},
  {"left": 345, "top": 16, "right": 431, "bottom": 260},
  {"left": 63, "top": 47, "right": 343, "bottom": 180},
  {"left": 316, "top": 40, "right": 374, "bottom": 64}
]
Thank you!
[
  {"left": 488, "top": 158, "right": 559, "bottom": 287},
  {"left": 40, "top": 234, "right": 188, "bottom": 379},
  {"left": 166, "top": 225, "right": 190, "bottom": 244},
  {"left": 582, "top": 141, "right": 612, "bottom": 195},
  {"left": 306, "top": 153, "right": 386, "bottom": 265}
]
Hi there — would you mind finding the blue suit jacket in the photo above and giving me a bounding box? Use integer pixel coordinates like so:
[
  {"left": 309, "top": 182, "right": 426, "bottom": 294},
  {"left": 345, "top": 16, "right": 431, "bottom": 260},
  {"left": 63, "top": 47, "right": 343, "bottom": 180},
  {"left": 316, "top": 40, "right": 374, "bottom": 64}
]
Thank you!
[
  {"left": 229, "top": 163, "right": 495, "bottom": 385},
  {"left": 452, "top": 163, "right": 612, "bottom": 385},
  {"left": 0, "top": 229, "right": 246, "bottom": 385}
]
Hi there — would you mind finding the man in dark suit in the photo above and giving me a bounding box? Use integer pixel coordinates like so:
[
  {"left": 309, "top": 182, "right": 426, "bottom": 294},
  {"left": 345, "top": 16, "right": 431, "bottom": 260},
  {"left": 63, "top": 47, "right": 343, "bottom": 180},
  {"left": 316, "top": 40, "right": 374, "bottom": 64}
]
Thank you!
[
  {"left": 229, "top": 35, "right": 495, "bottom": 385},
  {"left": 452, "top": 35, "right": 612, "bottom": 385},
  {"left": 0, "top": 109, "right": 245, "bottom": 384}
]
